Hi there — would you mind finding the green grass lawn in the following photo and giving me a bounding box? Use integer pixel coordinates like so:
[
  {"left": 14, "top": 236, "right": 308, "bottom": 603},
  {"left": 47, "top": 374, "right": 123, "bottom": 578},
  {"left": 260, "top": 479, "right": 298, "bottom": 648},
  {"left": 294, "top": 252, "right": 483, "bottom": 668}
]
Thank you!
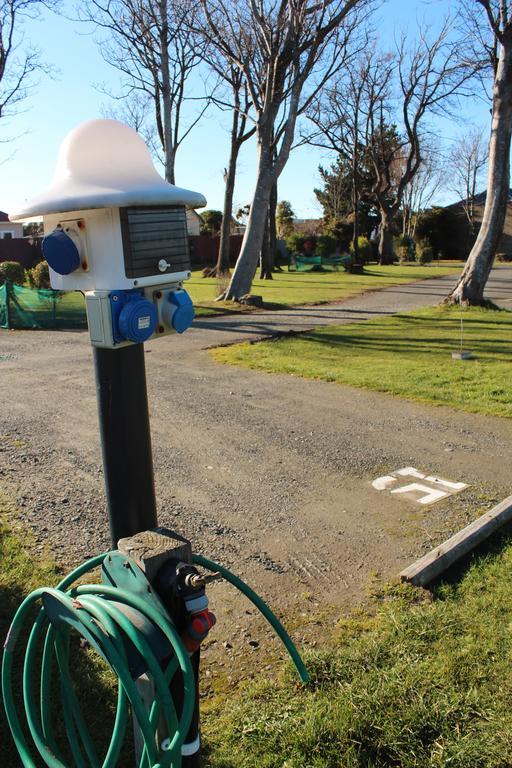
[
  {"left": 203, "top": 533, "right": 512, "bottom": 767},
  {"left": 212, "top": 305, "right": 512, "bottom": 418},
  {"left": 189, "top": 263, "right": 463, "bottom": 314},
  {"left": 10, "top": 263, "right": 463, "bottom": 324}
]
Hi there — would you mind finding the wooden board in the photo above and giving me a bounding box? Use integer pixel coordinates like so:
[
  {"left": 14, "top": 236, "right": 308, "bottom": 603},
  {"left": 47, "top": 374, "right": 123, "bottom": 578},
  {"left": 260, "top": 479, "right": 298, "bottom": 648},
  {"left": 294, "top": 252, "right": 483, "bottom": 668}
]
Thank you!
[{"left": 399, "top": 495, "right": 512, "bottom": 586}]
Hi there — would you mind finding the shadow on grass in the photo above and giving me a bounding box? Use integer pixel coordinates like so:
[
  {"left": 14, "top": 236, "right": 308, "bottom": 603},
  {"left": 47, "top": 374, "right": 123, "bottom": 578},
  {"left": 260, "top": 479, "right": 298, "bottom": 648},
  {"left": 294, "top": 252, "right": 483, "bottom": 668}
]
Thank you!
[
  {"left": 289, "top": 327, "right": 512, "bottom": 359},
  {"left": 430, "top": 521, "right": 512, "bottom": 598}
]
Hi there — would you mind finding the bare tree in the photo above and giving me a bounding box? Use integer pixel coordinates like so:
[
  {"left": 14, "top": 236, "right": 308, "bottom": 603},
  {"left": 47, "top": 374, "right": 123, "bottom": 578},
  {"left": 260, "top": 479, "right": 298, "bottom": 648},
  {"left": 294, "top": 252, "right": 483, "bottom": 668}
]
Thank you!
[
  {"left": 259, "top": 176, "right": 278, "bottom": 279},
  {"left": 202, "top": 59, "right": 255, "bottom": 277},
  {"left": 198, "top": 0, "right": 371, "bottom": 300},
  {"left": 372, "top": 26, "right": 473, "bottom": 263},
  {"left": 305, "top": 22, "right": 472, "bottom": 264},
  {"left": 80, "top": 0, "right": 211, "bottom": 184},
  {"left": 401, "top": 149, "right": 444, "bottom": 239},
  {"left": 305, "top": 47, "right": 378, "bottom": 263},
  {"left": 100, "top": 91, "right": 160, "bottom": 152},
  {"left": 0, "top": 0, "right": 49, "bottom": 124},
  {"left": 448, "top": 127, "right": 489, "bottom": 233},
  {"left": 447, "top": 2, "right": 512, "bottom": 304}
]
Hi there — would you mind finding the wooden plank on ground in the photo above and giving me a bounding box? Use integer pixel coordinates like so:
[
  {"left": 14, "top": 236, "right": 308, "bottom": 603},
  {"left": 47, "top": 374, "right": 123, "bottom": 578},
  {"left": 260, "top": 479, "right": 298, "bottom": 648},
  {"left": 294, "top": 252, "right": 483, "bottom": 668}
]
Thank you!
[{"left": 400, "top": 494, "right": 512, "bottom": 586}]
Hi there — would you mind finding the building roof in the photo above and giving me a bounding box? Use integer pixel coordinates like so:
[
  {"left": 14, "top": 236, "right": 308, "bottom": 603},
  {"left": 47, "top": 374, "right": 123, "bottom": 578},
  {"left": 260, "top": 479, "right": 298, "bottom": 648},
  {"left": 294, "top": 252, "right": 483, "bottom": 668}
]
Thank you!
[
  {"left": 293, "top": 218, "right": 324, "bottom": 234},
  {"left": 446, "top": 189, "right": 512, "bottom": 209},
  {"left": 0, "top": 211, "right": 9, "bottom": 222}
]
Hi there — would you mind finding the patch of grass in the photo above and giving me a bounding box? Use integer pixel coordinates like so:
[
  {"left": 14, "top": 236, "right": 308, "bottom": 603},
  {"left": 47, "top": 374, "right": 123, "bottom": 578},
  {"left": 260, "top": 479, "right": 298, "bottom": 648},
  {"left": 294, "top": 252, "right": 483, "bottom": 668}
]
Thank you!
[
  {"left": 203, "top": 535, "right": 512, "bottom": 767},
  {"left": 2, "top": 497, "right": 512, "bottom": 766},
  {"left": 188, "top": 263, "right": 463, "bottom": 315},
  {"left": 211, "top": 305, "right": 512, "bottom": 418},
  {"left": 0, "top": 500, "right": 127, "bottom": 765},
  {"left": 13, "top": 264, "right": 465, "bottom": 322}
]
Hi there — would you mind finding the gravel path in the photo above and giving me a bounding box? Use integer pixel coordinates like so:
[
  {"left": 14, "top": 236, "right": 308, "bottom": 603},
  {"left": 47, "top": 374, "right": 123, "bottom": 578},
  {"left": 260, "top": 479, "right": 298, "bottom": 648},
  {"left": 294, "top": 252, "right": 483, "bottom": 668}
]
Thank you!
[
  {"left": 0, "top": 267, "right": 511, "bottom": 672},
  {"left": 185, "top": 265, "right": 512, "bottom": 349}
]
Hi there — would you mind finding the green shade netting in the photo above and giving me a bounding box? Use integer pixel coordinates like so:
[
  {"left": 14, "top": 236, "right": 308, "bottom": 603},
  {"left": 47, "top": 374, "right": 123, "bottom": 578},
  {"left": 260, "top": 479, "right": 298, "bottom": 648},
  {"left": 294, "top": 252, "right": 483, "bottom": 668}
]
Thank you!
[{"left": 0, "top": 282, "right": 87, "bottom": 330}]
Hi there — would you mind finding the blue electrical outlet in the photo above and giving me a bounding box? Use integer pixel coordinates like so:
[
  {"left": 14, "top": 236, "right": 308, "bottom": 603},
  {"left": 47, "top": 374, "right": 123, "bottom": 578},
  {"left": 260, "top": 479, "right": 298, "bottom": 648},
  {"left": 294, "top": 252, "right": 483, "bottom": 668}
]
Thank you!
[
  {"left": 110, "top": 289, "right": 158, "bottom": 344},
  {"left": 163, "top": 289, "right": 195, "bottom": 334}
]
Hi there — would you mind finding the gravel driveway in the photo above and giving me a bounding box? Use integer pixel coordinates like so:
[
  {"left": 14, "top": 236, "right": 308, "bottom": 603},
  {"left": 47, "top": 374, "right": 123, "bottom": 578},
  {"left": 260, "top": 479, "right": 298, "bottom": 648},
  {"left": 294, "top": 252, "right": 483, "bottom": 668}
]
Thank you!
[{"left": 1, "top": 267, "right": 511, "bottom": 672}]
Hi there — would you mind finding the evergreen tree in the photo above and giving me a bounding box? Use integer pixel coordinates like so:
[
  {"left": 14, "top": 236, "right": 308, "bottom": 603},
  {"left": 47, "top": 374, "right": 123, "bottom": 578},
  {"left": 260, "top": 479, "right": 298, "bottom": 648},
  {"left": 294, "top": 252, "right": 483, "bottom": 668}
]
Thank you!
[{"left": 276, "top": 201, "right": 295, "bottom": 238}]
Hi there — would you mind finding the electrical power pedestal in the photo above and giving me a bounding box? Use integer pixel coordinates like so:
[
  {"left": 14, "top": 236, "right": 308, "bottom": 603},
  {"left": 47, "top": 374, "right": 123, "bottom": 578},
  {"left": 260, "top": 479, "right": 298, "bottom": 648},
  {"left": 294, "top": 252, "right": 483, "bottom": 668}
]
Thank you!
[
  {"left": 10, "top": 118, "right": 208, "bottom": 766},
  {"left": 4, "top": 119, "right": 309, "bottom": 768}
]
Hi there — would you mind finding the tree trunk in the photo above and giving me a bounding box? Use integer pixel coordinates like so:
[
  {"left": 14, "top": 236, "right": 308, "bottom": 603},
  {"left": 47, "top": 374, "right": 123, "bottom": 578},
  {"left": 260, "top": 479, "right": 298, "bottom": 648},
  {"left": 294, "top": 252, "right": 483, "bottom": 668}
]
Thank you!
[
  {"left": 220, "top": 154, "right": 274, "bottom": 300},
  {"left": 352, "top": 184, "right": 360, "bottom": 263},
  {"left": 447, "top": 39, "right": 512, "bottom": 305},
  {"left": 157, "top": 0, "right": 175, "bottom": 185},
  {"left": 260, "top": 180, "right": 277, "bottom": 279},
  {"left": 378, "top": 208, "right": 394, "bottom": 265},
  {"left": 351, "top": 131, "right": 360, "bottom": 263},
  {"left": 215, "top": 123, "right": 241, "bottom": 279},
  {"left": 269, "top": 180, "right": 278, "bottom": 272},
  {"left": 259, "top": 215, "right": 271, "bottom": 279}
]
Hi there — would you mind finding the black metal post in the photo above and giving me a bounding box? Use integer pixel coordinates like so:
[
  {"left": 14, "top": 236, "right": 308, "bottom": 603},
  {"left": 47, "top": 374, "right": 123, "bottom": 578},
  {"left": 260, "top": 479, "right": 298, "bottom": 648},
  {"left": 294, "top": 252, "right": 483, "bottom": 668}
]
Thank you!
[
  {"left": 93, "top": 343, "right": 157, "bottom": 546},
  {"left": 93, "top": 341, "right": 201, "bottom": 766}
]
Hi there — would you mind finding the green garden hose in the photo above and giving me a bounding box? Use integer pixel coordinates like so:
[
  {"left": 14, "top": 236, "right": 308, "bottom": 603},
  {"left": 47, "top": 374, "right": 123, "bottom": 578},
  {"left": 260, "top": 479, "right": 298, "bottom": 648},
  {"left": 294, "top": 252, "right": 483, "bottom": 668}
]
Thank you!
[
  {"left": 193, "top": 554, "right": 309, "bottom": 684},
  {"left": 2, "top": 551, "right": 309, "bottom": 767}
]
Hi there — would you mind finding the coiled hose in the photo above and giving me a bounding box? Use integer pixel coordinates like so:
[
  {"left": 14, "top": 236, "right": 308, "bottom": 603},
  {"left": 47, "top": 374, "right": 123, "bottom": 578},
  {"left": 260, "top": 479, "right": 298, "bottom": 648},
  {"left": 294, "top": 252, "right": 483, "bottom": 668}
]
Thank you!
[{"left": 2, "top": 551, "right": 309, "bottom": 768}]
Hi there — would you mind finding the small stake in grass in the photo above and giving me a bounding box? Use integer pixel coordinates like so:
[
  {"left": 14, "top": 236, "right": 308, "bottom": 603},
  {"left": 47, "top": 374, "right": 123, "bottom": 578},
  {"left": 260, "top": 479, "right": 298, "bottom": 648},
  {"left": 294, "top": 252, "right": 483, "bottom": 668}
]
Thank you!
[{"left": 452, "top": 306, "right": 473, "bottom": 360}]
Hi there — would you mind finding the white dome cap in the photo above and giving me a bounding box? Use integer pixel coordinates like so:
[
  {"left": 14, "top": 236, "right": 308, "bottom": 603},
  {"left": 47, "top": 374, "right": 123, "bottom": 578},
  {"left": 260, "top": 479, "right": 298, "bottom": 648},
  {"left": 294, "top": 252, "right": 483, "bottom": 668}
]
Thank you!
[{"left": 11, "top": 119, "right": 206, "bottom": 220}]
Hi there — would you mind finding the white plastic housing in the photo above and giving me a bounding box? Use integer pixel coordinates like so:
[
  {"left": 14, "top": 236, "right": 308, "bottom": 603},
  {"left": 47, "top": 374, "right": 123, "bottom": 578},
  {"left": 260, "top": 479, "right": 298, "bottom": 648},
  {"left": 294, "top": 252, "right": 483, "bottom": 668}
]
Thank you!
[
  {"left": 10, "top": 119, "right": 205, "bottom": 293},
  {"left": 85, "top": 283, "right": 186, "bottom": 348},
  {"left": 11, "top": 119, "right": 206, "bottom": 219},
  {"left": 44, "top": 208, "right": 191, "bottom": 291}
]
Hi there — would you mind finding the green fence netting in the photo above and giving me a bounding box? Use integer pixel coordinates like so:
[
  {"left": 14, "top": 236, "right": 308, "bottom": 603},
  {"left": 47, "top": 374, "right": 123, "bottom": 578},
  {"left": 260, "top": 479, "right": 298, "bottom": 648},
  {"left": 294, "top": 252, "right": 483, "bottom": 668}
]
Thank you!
[
  {"left": 0, "top": 281, "right": 87, "bottom": 330},
  {"left": 289, "top": 254, "right": 353, "bottom": 272}
]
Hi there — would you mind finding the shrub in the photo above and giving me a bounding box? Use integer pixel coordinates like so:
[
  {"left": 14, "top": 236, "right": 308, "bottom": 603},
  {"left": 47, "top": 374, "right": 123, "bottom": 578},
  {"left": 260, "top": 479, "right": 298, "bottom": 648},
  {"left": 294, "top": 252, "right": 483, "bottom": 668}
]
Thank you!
[
  {"left": 285, "top": 233, "right": 306, "bottom": 255},
  {"left": 0, "top": 261, "right": 25, "bottom": 286},
  {"left": 315, "top": 234, "right": 337, "bottom": 259},
  {"left": 496, "top": 252, "right": 512, "bottom": 263},
  {"left": 416, "top": 239, "right": 433, "bottom": 264},
  {"left": 302, "top": 235, "right": 317, "bottom": 255},
  {"left": 350, "top": 236, "right": 372, "bottom": 263},
  {"left": 326, "top": 219, "right": 354, "bottom": 251},
  {"left": 394, "top": 235, "right": 414, "bottom": 262},
  {"left": 30, "top": 260, "right": 51, "bottom": 289},
  {"left": 199, "top": 210, "right": 223, "bottom": 236},
  {"left": 415, "top": 206, "right": 473, "bottom": 260}
]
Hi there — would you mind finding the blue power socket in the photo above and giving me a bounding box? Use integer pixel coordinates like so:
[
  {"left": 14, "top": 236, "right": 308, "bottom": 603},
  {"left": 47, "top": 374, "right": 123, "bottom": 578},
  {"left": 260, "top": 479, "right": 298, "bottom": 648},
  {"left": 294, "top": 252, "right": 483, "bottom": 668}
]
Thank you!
[{"left": 110, "top": 289, "right": 158, "bottom": 344}]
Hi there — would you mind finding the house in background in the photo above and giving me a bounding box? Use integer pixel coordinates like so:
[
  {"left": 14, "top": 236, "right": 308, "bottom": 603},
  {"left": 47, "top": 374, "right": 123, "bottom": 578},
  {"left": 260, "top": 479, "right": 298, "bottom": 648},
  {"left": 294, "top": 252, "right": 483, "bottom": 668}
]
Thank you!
[
  {"left": 186, "top": 209, "right": 203, "bottom": 236},
  {"left": 446, "top": 190, "right": 512, "bottom": 256},
  {"left": 0, "top": 212, "right": 23, "bottom": 240},
  {"left": 0, "top": 211, "right": 41, "bottom": 266},
  {"left": 230, "top": 218, "right": 246, "bottom": 236},
  {"left": 293, "top": 218, "right": 324, "bottom": 235}
]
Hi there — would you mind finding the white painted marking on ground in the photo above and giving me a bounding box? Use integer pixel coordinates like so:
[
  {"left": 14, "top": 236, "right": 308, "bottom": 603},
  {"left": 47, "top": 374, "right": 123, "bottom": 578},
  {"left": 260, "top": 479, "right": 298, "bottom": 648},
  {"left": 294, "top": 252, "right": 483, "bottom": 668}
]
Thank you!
[
  {"left": 396, "top": 467, "right": 425, "bottom": 479},
  {"left": 371, "top": 475, "right": 397, "bottom": 491},
  {"left": 372, "top": 467, "right": 468, "bottom": 506},
  {"left": 390, "top": 483, "right": 449, "bottom": 505},
  {"left": 424, "top": 475, "right": 467, "bottom": 491}
]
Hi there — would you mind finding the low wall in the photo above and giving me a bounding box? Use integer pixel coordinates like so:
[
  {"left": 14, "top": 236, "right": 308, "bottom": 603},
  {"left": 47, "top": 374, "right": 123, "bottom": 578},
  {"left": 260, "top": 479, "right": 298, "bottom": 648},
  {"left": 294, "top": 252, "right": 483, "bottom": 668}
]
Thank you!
[{"left": 189, "top": 235, "right": 243, "bottom": 267}]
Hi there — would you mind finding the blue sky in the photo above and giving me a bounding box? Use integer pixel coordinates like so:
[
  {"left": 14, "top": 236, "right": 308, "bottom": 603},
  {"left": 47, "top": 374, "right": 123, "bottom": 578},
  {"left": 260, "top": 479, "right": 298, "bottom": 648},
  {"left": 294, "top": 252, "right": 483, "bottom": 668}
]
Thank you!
[{"left": 0, "top": 0, "right": 491, "bottom": 219}]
